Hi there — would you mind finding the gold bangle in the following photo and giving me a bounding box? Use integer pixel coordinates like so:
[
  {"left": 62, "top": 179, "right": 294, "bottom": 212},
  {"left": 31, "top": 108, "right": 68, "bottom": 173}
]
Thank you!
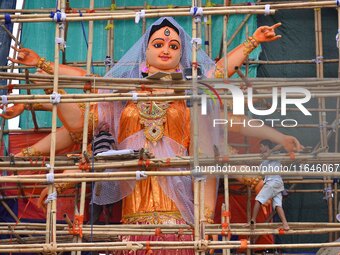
[
  {"left": 36, "top": 57, "right": 54, "bottom": 75},
  {"left": 214, "top": 66, "right": 224, "bottom": 79},
  {"left": 55, "top": 182, "right": 75, "bottom": 194},
  {"left": 25, "top": 103, "right": 44, "bottom": 111},
  {"left": 204, "top": 206, "right": 215, "bottom": 224},
  {"left": 242, "top": 176, "right": 262, "bottom": 190},
  {"left": 243, "top": 36, "right": 259, "bottom": 56},
  {"left": 21, "top": 147, "right": 42, "bottom": 157}
]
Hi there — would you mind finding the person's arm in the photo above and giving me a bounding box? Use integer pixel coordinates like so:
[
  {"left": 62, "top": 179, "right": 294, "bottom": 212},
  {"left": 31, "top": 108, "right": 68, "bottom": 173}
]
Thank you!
[
  {"left": 238, "top": 122, "right": 302, "bottom": 153},
  {"left": 9, "top": 47, "right": 87, "bottom": 76},
  {"left": 215, "top": 23, "right": 282, "bottom": 78}
]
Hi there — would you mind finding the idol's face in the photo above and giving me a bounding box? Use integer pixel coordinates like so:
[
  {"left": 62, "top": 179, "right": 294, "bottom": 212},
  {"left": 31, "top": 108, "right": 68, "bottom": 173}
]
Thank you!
[{"left": 146, "top": 26, "right": 181, "bottom": 72}]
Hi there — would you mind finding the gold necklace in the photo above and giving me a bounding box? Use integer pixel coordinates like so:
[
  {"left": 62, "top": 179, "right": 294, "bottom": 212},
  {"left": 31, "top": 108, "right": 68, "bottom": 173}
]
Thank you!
[{"left": 137, "top": 101, "right": 170, "bottom": 145}]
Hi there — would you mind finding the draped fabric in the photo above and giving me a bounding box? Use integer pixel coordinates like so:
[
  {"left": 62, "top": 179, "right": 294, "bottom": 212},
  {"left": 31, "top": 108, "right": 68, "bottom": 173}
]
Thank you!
[{"left": 94, "top": 17, "right": 223, "bottom": 224}]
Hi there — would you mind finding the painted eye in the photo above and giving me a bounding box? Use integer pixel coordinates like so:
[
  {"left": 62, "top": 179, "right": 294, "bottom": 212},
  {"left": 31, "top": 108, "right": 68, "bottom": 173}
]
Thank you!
[
  {"left": 170, "top": 44, "right": 179, "bottom": 50},
  {"left": 153, "top": 43, "right": 163, "bottom": 48}
]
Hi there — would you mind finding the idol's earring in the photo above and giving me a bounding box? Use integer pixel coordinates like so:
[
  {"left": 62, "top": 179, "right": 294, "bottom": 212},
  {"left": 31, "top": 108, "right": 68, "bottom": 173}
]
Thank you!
[
  {"left": 142, "top": 62, "right": 150, "bottom": 74},
  {"left": 175, "top": 65, "right": 181, "bottom": 73}
]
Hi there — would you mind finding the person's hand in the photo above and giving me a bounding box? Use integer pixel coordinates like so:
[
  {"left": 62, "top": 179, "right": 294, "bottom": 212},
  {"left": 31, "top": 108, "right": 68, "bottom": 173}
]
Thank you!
[
  {"left": 252, "top": 23, "right": 282, "bottom": 43},
  {"left": 281, "top": 135, "right": 303, "bottom": 153},
  {"left": 0, "top": 104, "right": 25, "bottom": 119},
  {"left": 8, "top": 46, "right": 41, "bottom": 66},
  {"left": 261, "top": 151, "right": 271, "bottom": 159}
]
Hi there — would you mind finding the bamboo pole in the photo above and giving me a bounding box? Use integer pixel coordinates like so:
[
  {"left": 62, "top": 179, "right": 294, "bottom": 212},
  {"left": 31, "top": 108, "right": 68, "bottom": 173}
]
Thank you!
[
  {"left": 222, "top": 0, "right": 231, "bottom": 254},
  {"left": 191, "top": 2, "right": 201, "bottom": 255},
  {"left": 0, "top": 9, "right": 276, "bottom": 23},
  {"left": 75, "top": 0, "right": 95, "bottom": 253},
  {"left": 44, "top": 0, "right": 63, "bottom": 247}
]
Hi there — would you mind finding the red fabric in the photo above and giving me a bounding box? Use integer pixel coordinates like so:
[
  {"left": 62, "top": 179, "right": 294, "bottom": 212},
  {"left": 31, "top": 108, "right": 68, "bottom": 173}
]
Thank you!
[{"left": 214, "top": 133, "right": 274, "bottom": 245}]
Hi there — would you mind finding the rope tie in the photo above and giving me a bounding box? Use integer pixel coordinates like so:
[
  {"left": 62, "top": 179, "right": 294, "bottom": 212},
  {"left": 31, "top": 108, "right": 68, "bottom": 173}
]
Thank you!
[
  {"left": 194, "top": 240, "right": 209, "bottom": 251},
  {"left": 131, "top": 92, "right": 138, "bottom": 102},
  {"left": 190, "top": 7, "right": 204, "bottom": 23},
  {"left": 336, "top": 29, "right": 340, "bottom": 48},
  {"left": 146, "top": 241, "right": 153, "bottom": 254},
  {"left": 136, "top": 170, "right": 147, "bottom": 180},
  {"left": 4, "top": 14, "right": 12, "bottom": 30},
  {"left": 55, "top": 37, "right": 66, "bottom": 47},
  {"left": 50, "top": 10, "right": 66, "bottom": 23},
  {"left": 105, "top": 23, "right": 114, "bottom": 30},
  {"left": 264, "top": 4, "right": 271, "bottom": 15},
  {"left": 323, "top": 187, "right": 333, "bottom": 200},
  {"left": 42, "top": 243, "right": 57, "bottom": 255},
  {"left": 1, "top": 95, "right": 8, "bottom": 105},
  {"left": 135, "top": 10, "right": 146, "bottom": 24},
  {"left": 1, "top": 95, "right": 8, "bottom": 113},
  {"left": 337, "top": 0, "right": 340, "bottom": 6},
  {"left": 50, "top": 92, "right": 61, "bottom": 104},
  {"left": 68, "top": 214, "right": 84, "bottom": 237},
  {"left": 191, "top": 38, "right": 202, "bottom": 48},
  {"left": 7, "top": 84, "right": 14, "bottom": 94},
  {"left": 104, "top": 56, "right": 113, "bottom": 67},
  {"left": 240, "top": 239, "right": 248, "bottom": 250},
  {"left": 46, "top": 173, "right": 55, "bottom": 184},
  {"left": 313, "top": 56, "right": 323, "bottom": 64},
  {"left": 45, "top": 191, "right": 57, "bottom": 204},
  {"left": 278, "top": 228, "right": 286, "bottom": 235}
]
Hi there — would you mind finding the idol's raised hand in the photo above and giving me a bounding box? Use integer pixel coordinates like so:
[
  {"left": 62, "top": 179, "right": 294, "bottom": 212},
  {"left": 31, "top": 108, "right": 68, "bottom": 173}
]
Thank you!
[
  {"left": 253, "top": 22, "right": 282, "bottom": 43},
  {"left": 8, "top": 46, "right": 40, "bottom": 66}
]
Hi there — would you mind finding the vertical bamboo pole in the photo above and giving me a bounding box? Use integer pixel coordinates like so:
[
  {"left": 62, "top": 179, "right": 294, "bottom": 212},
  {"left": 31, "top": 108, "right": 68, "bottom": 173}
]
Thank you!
[
  {"left": 334, "top": 181, "right": 338, "bottom": 239},
  {"left": 335, "top": 8, "right": 340, "bottom": 153},
  {"left": 315, "top": 7, "right": 333, "bottom": 241},
  {"left": 142, "top": 1, "right": 147, "bottom": 34},
  {"left": 203, "top": 12, "right": 209, "bottom": 56},
  {"left": 208, "top": 16, "right": 212, "bottom": 58},
  {"left": 105, "top": 0, "right": 115, "bottom": 73},
  {"left": 246, "top": 186, "right": 251, "bottom": 255},
  {"left": 335, "top": 98, "right": 339, "bottom": 152},
  {"left": 45, "top": 0, "right": 64, "bottom": 248},
  {"left": 191, "top": 1, "right": 201, "bottom": 255},
  {"left": 75, "top": 1, "right": 94, "bottom": 254},
  {"left": 222, "top": 0, "right": 230, "bottom": 254}
]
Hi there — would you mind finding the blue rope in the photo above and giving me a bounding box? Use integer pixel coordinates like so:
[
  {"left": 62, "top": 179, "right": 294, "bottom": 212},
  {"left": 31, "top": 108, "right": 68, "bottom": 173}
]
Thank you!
[
  {"left": 49, "top": 10, "right": 63, "bottom": 23},
  {"left": 4, "top": 14, "right": 12, "bottom": 30},
  {"left": 78, "top": 10, "right": 94, "bottom": 74}
]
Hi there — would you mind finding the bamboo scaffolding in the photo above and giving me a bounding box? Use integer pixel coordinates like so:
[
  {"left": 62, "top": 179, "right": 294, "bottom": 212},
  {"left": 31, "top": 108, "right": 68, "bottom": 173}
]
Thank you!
[
  {"left": 1, "top": 0, "right": 339, "bottom": 24},
  {"left": 0, "top": 0, "right": 337, "bottom": 14},
  {"left": 1, "top": 1, "right": 340, "bottom": 253}
]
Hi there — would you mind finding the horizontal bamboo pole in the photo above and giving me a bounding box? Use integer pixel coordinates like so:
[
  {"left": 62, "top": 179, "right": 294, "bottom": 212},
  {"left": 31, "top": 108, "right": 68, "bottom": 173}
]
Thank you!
[
  {"left": 2, "top": 92, "right": 340, "bottom": 105},
  {"left": 250, "top": 59, "right": 339, "bottom": 65},
  {"left": 1, "top": 239, "right": 340, "bottom": 252},
  {"left": 0, "top": 9, "right": 276, "bottom": 23},
  {"left": 3, "top": 72, "right": 340, "bottom": 89},
  {"left": 0, "top": 0, "right": 335, "bottom": 15},
  {"left": 2, "top": 227, "right": 340, "bottom": 236},
  {"left": 2, "top": 152, "right": 340, "bottom": 172}
]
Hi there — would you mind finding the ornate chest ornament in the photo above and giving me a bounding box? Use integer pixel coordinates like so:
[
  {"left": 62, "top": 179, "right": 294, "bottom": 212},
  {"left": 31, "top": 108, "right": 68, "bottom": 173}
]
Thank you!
[{"left": 137, "top": 101, "right": 170, "bottom": 144}]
